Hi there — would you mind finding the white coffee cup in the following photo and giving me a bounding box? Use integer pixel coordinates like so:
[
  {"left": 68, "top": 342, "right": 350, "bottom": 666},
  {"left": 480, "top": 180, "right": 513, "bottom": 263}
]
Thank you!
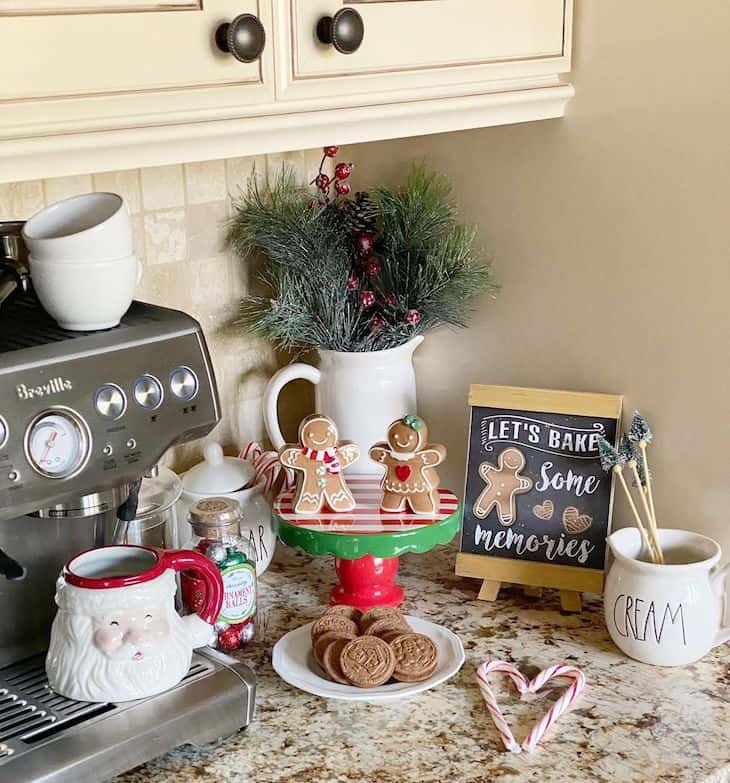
[
  {"left": 604, "top": 528, "right": 729, "bottom": 666},
  {"left": 23, "top": 192, "right": 133, "bottom": 262},
  {"left": 30, "top": 254, "right": 141, "bottom": 331}
]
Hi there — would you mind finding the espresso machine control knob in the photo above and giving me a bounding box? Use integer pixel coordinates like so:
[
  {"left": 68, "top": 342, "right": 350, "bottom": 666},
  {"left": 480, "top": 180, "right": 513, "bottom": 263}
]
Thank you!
[
  {"left": 133, "top": 374, "right": 163, "bottom": 410},
  {"left": 0, "top": 416, "right": 7, "bottom": 450},
  {"left": 169, "top": 366, "right": 198, "bottom": 401},
  {"left": 94, "top": 384, "right": 127, "bottom": 420}
]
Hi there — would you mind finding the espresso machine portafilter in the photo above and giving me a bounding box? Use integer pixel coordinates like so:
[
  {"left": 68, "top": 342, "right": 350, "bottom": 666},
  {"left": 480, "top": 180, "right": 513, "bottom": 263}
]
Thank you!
[{"left": 0, "top": 221, "right": 255, "bottom": 783}]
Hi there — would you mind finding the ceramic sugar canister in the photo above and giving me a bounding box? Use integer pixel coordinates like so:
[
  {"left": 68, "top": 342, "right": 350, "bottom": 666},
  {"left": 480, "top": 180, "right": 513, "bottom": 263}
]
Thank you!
[{"left": 179, "top": 442, "right": 275, "bottom": 575}]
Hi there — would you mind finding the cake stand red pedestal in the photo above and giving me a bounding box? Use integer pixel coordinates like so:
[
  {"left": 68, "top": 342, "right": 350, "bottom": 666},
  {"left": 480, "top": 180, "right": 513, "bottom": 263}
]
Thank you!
[{"left": 273, "top": 477, "right": 461, "bottom": 611}]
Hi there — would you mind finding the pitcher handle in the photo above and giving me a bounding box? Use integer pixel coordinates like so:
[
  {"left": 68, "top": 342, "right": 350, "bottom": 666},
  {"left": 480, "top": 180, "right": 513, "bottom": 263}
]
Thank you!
[
  {"left": 711, "top": 561, "right": 730, "bottom": 647},
  {"left": 158, "top": 549, "right": 223, "bottom": 625},
  {"left": 263, "top": 363, "right": 321, "bottom": 450}
]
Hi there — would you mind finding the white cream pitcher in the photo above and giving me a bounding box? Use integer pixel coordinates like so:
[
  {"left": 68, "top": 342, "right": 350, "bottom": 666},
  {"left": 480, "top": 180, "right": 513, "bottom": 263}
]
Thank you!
[
  {"left": 604, "top": 528, "right": 729, "bottom": 666},
  {"left": 263, "top": 336, "right": 423, "bottom": 474}
]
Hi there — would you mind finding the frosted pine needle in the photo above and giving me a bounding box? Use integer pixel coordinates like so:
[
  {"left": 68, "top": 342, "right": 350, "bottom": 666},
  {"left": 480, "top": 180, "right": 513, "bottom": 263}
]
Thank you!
[
  {"left": 597, "top": 436, "right": 619, "bottom": 472},
  {"left": 634, "top": 449, "right": 649, "bottom": 486},
  {"left": 617, "top": 434, "right": 635, "bottom": 466},
  {"left": 629, "top": 411, "right": 653, "bottom": 444}
]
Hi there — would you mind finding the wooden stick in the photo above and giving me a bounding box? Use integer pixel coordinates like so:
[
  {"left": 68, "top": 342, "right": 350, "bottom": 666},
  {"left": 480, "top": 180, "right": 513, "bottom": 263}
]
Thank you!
[
  {"left": 628, "top": 460, "right": 664, "bottom": 564},
  {"left": 613, "top": 465, "right": 658, "bottom": 563}
]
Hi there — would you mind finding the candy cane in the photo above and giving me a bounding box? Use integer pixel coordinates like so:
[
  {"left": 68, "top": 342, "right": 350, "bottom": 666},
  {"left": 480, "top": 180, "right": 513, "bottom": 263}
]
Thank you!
[
  {"left": 475, "top": 660, "right": 527, "bottom": 753},
  {"left": 522, "top": 664, "right": 585, "bottom": 753},
  {"left": 475, "top": 660, "right": 586, "bottom": 754},
  {"left": 239, "top": 441, "right": 295, "bottom": 496}
]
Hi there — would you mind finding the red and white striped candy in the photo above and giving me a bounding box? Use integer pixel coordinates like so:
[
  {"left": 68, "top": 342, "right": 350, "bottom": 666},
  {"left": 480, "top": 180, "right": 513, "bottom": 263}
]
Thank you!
[
  {"left": 239, "top": 441, "right": 295, "bottom": 495},
  {"left": 475, "top": 659, "right": 586, "bottom": 754}
]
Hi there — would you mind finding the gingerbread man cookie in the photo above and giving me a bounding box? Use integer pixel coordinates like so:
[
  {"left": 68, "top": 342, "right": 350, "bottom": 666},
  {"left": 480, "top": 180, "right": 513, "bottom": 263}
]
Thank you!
[
  {"left": 473, "top": 447, "right": 532, "bottom": 526},
  {"left": 279, "top": 414, "right": 360, "bottom": 515},
  {"left": 369, "top": 415, "right": 446, "bottom": 515}
]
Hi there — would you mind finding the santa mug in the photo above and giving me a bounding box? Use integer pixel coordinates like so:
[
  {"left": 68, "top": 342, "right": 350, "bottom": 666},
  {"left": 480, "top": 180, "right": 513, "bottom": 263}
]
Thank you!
[{"left": 46, "top": 545, "right": 223, "bottom": 703}]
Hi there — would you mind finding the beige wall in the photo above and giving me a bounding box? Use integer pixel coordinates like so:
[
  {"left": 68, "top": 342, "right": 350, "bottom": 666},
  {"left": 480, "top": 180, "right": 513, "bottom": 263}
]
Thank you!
[
  {"left": 348, "top": 1, "right": 730, "bottom": 549},
  {"left": 0, "top": 150, "right": 322, "bottom": 471}
]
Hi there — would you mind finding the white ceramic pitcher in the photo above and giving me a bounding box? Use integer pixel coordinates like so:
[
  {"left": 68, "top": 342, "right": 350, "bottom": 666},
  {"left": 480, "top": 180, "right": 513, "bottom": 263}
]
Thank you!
[
  {"left": 263, "top": 336, "right": 423, "bottom": 474},
  {"left": 604, "top": 528, "right": 729, "bottom": 666}
]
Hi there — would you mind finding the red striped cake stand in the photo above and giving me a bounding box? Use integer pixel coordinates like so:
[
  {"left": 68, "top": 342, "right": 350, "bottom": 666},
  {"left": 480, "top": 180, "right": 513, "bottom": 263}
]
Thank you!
[{"left": 273, "top": 476, "right": 461, "bottom": 611}]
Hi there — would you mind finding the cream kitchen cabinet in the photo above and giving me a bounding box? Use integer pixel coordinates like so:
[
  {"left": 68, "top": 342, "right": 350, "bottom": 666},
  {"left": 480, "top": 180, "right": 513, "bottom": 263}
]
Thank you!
[{"left": 0, "top": 1, "right": 573, "bottom": 183}]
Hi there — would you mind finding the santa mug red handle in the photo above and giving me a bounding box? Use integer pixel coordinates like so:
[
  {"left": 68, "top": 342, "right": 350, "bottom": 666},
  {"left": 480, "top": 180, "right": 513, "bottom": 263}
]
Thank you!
[{"left": 156, "top": 548, "right": 223, "bottom": 624}]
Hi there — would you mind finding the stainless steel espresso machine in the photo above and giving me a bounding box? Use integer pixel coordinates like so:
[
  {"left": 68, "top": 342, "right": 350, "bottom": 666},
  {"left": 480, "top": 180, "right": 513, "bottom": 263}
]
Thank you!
[{"left": 0, "top": 222, "right": 255, "bottom": 782}]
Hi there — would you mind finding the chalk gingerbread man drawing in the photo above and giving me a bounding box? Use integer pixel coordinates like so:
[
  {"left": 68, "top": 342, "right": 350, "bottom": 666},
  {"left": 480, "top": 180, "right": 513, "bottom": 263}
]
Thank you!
[
  {"left": 279, "top": 414, "right": 360, "bottom": 514},
  {"left": 473, "top": 447, "right": 532, "bottom": 526},
  {"left": 369, "top": 415, "right": 447, "bottom": 515}
]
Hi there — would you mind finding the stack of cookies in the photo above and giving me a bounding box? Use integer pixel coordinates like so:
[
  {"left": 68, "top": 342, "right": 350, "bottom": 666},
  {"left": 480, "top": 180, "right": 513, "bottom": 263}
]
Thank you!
[{"left": 310, "top": 605, "right": 439, "bottom": 688}]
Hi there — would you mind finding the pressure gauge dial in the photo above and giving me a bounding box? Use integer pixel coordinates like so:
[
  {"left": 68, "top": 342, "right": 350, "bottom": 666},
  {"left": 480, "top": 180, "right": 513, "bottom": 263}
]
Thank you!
[{"left": 25, "top": 410, "right": 90, "bottom": 479}]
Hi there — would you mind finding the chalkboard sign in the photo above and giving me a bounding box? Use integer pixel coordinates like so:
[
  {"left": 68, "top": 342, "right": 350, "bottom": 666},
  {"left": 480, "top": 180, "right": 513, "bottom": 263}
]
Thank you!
[{"left": 455, "top": 385, "right": 623, "bottom": 610}]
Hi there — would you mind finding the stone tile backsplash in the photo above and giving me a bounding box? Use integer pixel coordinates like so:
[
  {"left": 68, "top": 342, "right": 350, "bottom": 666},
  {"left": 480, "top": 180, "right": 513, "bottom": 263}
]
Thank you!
[{"left": 0, "top": 149, "right": 321, "bottom": 471}]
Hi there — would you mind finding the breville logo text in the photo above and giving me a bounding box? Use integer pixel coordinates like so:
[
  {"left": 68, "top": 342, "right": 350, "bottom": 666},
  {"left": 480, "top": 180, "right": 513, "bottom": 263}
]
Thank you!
[{"left": 16, "top": 377, "right": 73, "bottom": 400}]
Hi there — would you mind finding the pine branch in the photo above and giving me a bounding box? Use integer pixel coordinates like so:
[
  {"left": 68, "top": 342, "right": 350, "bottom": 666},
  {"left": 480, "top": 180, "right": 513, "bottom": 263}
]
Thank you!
[{"left": 227, "top": 161, "right": 497, "bottom": 352}]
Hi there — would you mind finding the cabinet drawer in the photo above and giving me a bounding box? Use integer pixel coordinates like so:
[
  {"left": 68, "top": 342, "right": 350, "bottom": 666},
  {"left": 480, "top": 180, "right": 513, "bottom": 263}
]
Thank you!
[
  {"left": 0, "top": 0, "right": 274, "bottom": 140},
  {"left": 279, "top": 0, "right": 570, "bottom": 101}
]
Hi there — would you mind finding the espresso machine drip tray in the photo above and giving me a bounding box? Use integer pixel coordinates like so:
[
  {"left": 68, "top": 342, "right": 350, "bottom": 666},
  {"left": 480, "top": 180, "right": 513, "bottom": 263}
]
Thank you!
[{"left": 0, "top": 648, "right": 255, "bottom": 783}]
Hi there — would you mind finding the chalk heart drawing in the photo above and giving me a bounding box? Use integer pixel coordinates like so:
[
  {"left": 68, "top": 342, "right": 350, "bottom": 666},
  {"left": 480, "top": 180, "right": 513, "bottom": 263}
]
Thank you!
[
  {"left": 532, "top": 500, "right": 554, "bottom": 520},
  {"left": 562, "top": 507, "right": 592, "bottom": 534}
]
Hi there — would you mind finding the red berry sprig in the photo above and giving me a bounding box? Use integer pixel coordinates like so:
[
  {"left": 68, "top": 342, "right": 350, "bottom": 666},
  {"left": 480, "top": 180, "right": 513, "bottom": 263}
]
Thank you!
[
  {"left": 406, "top": 309, "right": 421, "bottom": 327},
  {"left": 346, "top": 273, "right": 359, "bottom": 291},
  {"left": 315, "top": 173, "right": 331, "bottom": 192},
  {"left": 369, "top": 315, "right": 386, "bottom": 332},
  {"left": 356, "top": 232, "right": 374, "bottom": 257},
  {"left": 359, "top": 290, "right": 376, "bottom": 308},
  {"left": 311, "top": 146, "right": 354, "bottom": 203},
  {"left": 335, "top": 162, "right": 352, "bottom": 180},
  {"left": 364, "top": 258, "right": 381, "bottom": 277}
]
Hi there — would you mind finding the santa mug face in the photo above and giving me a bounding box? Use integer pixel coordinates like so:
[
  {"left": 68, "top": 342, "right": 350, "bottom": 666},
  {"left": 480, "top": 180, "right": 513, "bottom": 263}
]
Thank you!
[
  {"left": 92, "top": 606, "right": 172, "bottom": 660},
  {"left": 46, "top": 545, "right": 223, "bottom": 703}
]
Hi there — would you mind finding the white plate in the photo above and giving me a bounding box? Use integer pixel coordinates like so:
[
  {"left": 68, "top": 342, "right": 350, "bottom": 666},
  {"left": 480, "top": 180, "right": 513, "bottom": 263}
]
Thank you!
[{"left": 272, "top": 615, "right": 465, "bottom": 702}]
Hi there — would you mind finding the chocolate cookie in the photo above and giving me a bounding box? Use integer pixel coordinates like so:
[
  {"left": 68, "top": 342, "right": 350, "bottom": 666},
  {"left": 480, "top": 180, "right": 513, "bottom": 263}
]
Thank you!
[
  {"left": 340, "top": 636, "right": 395, "bottom": 688},
  {"left": 364, "top": 616, "right": 411, "bottom": 638},
  {"left": 310, "top": 614, "right": 358, "bottom": 643},
  {"left": 313, "top": 630, "right": 356, "bottom": 666},
  {"left": 322, "top": 636, "right": 353, "bottom": 684},
  {"left": 381, "top": 630, "right": 409, "bottom": 644},
  {"left": 324, "top": 605, "right": 362, "bottom": 624},
  {"left": 391, "top": 633, "right": 438, "bottom": 682},
  {"left": 360, "top": 606, "right": 403, "bottom": 632}
]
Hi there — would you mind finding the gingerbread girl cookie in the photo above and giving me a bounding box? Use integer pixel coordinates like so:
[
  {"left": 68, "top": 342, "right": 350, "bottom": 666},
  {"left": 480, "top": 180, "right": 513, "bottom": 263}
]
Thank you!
[
  {"left": 279, "top": 414, "right": 360, "bottom": 514},
  {"left": 473, "top": 447, "right": 532, "bottom": 526},
  {"left": 369, "top": 415, "right": 446, "bottom": 515}
]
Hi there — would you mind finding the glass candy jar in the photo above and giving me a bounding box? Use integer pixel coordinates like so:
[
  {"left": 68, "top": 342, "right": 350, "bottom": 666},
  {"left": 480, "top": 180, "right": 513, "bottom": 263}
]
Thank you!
[{"left": 182, "top": 497, "right": 257, "bottom": 651}]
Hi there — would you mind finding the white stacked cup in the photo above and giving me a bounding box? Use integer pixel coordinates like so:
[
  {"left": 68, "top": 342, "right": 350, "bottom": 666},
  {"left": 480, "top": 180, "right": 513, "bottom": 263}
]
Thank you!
[{"left": 22, "top": 193, "right": 141, "bottom": 331}]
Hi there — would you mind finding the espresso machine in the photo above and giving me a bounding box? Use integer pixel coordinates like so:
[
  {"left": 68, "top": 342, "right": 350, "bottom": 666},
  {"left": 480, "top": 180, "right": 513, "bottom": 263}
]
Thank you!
[{"left": 0, "top": 222, "right": 255, "bottom": 782}]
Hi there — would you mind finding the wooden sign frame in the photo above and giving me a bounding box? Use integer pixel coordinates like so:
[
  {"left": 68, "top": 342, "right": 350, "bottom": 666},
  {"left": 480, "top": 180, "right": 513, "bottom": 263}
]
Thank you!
[{"left": 455, "top": 385, "right": 623, "bottom": 612}]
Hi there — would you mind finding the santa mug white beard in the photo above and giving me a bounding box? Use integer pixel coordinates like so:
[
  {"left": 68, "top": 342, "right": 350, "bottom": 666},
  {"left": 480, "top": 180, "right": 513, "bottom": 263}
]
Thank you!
[{"left": 46, "top": 545, "right": 223, "bottom": 703}]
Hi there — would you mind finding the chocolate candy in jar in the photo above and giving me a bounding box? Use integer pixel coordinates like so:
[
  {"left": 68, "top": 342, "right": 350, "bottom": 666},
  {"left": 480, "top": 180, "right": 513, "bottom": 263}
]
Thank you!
[{"left": 181, "top": 497, "right": 257, "bottom": 651}]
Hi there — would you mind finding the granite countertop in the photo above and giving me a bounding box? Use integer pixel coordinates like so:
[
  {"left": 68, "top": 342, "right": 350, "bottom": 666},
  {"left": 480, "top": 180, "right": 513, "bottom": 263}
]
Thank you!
[{"left": 116, "top": 543, "right": 730, "bottom": 783}]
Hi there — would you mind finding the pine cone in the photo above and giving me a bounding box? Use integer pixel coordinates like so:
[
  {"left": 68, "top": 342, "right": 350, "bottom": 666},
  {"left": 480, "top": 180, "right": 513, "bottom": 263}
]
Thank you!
[{"left": 343, "top": 192, "right": 379, "bottom": 235}]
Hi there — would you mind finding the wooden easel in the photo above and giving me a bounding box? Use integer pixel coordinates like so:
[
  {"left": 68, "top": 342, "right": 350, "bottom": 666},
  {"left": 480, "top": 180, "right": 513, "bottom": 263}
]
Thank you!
[{"left": 456, "top": 553, "right": 605, "bottom": 613}]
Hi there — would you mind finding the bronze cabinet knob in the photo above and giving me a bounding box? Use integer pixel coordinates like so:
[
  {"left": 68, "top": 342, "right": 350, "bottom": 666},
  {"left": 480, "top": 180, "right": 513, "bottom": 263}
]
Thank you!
[{"left": 316, "top": 8, "right": 365, "bottom": 55}]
